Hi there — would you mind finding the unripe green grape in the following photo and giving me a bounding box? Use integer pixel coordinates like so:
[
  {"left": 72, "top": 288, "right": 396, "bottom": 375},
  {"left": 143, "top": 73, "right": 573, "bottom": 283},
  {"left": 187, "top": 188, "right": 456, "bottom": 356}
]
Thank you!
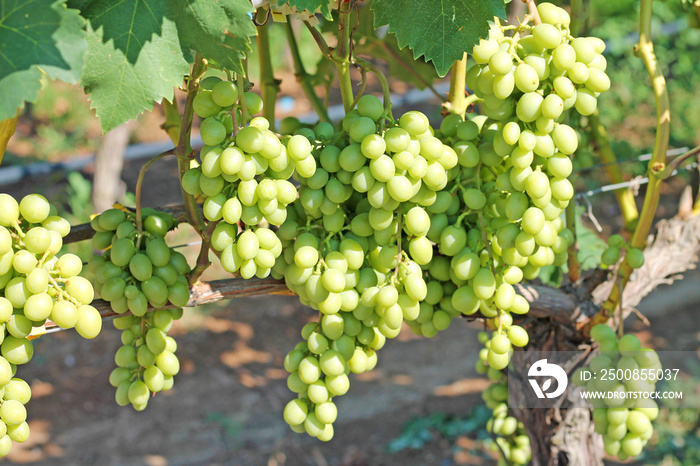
[
  {"left": 200, "top": 118, "right": 226, "bottom": 146},
  {"left": 357, "top": 94, "right": 384, "bottom": 121},
  {"left": 19, "top": 193, "right": 50, "bottom": 224},
  {"left": 244, "top": 92, "right": 263, "bottom": 115},
  {"left": 211, "top": 80, "right": 239, "bottom": 107},
  {"left": 552, "top": 124, "right": 578, "bottom": 155},
  {"left": 626, "top": 248, "right": 645, "bottom": 269},
  {"left": 547, "top": 153, "right": 573, "bottom": 178},
  {"left": 575, "top": 88, "right": 598, "bottom": 116},
  {"left": 399, "top": 111, "right": 429, "bottom": 136},
  {"left": 550, "top": 177, "right": 573, "bottom": 201},
  {"left": 0, "top": 194, "right": 20, "bottom": 226},
  {"left": 568, "top": 62, "right": 590, "bottom": 84},
  {"left": 586, "top": 67, "right": 611, "bottom": 93},
  {"left": 489, "top": 51, "right": 514, "bottom": 76},
  {"left": 533, "top": 23, "right": 561, "bottom": 49},
  {"left": 472, "top": 38, "right": 499, "bottom": 64},
  {"left": 552, "top": 43, "right": 576, "bottom": 70},
  {"left": 193, "top": 90, "right": 221, "bottom": 118},
  {"left": 516, "top": 92, "right": 543, "bottom": 122}
]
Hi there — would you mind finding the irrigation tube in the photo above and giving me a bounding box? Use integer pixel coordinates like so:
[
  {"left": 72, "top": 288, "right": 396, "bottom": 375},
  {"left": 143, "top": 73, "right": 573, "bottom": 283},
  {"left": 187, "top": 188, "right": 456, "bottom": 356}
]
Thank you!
[{"left": 0, "top": 82, "right": 450, "bottom": 187}]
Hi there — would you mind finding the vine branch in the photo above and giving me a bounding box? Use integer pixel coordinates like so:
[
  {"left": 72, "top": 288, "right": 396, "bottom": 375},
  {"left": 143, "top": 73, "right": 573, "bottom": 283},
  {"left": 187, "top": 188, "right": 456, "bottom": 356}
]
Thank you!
[
  {"left": 444, "top": 53, "right": 468, "bottom": 117},
  {"left": 597, "top": 0, "right": 671, "bottom": 324},
  {"left": 256, "top": 8, "right": 279, "bottom": 129}
]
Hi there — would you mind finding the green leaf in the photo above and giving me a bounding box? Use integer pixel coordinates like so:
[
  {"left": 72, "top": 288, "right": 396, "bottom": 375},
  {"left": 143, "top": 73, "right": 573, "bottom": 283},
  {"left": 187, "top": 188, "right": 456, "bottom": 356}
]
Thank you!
[
  {"left": 0, "top": 0, "right": 86, "bottom": 120},
  {"left": 79, "top": 0, "right": 190, "bottom": 132},
  {"left": 576, "top": 211, "right": 607, "bottom": 271},
  {"left": 372, "top": 0, "right": 506, "bottom": 77},
  {"left": 174, "top": 0, "right": 256, "bottom": 76},
  {"left": 273, "top": 0, "right": 332, "bottom": 19}
]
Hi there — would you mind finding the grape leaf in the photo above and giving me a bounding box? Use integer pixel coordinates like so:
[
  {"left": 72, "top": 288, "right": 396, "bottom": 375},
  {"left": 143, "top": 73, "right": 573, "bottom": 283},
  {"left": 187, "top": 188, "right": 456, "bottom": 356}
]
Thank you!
[
  {"left": 274, "top": 0, "right": 332, "bottom": 19},
  {"left": 0, "top": 0, "right": 86, "bottom": 120},
  {"left": 79, "top": 0, "right": 190, "bottom": 133},
  {"left": 372, "top": 0, "right": 506, "bottom": 77},
  {"left": 174, "top": 0, "right": 256, "bottom": 75}
]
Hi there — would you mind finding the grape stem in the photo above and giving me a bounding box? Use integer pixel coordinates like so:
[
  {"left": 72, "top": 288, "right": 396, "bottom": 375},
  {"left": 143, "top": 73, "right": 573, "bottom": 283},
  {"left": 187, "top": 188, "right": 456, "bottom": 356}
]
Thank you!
[
  {"left": 174, "top": 55, "right": 207, "bottom": 239},
  {"left": 393, "top": 204, "right": 402, "bottom": 281},
  {"left": 135, "top": 149, "right": 175, "bottom": 249},
  {"left": 565, "top": 199, "right": 580, "bottom": 283},
  {"left": 444, "top": 53, "right": 468, "bottom": 118},
  {"left": 352, "top": 57, "right": 393, "bottom": 121},
  {"left": 188, "top": 220, "right": 219, "bottom": 285},
  {"left": 594, "top": 0, "right": 671, "bottom": 329},
  {"left": 569, "top": 0, "right": 588, "bottom": 36},
  {"left": 333, "top": 0, "right": 356, "bottom": 112},
  {"left": 237, "top": 73, "right": 249, "bottom": 126},
  {"left": 349, "top": 66, "right": 368, "bottom": 110},
  {"left": 522, "top": 0, "right": 542, "bottom": 25},
  {"left": 658, "top": 145, "right": 700, "bottom": 179},
  {"left": 256, "top": 8, "right": 279, "bottom": 130},
  {"left": 285, "top": 22, "right": 332, "bottom": 124}
]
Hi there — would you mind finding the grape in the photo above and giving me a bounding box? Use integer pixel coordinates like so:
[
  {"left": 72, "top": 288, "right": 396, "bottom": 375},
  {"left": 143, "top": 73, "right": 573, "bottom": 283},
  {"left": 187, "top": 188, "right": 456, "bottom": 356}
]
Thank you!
[
  {"left": 533, "top": 24, "right": 562, "bottom": 49},
  {"left": 211, "top": 80, "right": 239, "bottom": 107},
  {"left": 19, "top": 194, "right": 50, "bottom": 224}
]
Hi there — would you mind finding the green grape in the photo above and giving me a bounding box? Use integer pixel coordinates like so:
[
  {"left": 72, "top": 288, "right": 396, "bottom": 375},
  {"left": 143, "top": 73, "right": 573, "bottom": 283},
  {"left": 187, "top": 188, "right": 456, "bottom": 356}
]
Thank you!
[
  {"left": 0, "top": 194, "right": 20, "bottom": 226},
  {"left": 516, "top": 92, "right": 543, "bottom": 122},
  {"left": 193, "top": 90, "right": 221, "bottom": 118},
  {"left": 514, "top": 63, "right": 540, "bottom": 93},
  {"left": 244, "top": 92, "right": 264, "bottom": 115},
  {"left": 200, "top": 118, "right": 226, "bottom": 146},
  {"left": 211, "top": 81, "right": 239, "bottom": 107},
  {"left": 532, "top": 24, "right": 562, "bottom": 49},
  {"left": 19, "top": 194, "right": 50, "bottom": 224},
  {"left": 626, "top": 248, "right": 645, "bottom": 269}
]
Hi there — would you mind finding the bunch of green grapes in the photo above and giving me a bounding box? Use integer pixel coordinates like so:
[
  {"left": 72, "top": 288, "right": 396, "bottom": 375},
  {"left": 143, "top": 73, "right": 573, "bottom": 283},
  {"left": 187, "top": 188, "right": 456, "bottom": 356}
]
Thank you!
[
  {"left": 108, "top": 308, "right": 183, "bottom": 411},
  {"left": 0, "top": 193, "right": 100, "bottom": 456},
  {"left": 89, "top": 208, "right": 191, "bottom": 314},
  {"left": 183, "top": 76, "right": 317, "bottom": 276},
  {"left": 482, "top": 388, "right": 532, "bottom": 465},
  {"left": 277, "top": 226, "right": 428, "bottom": 440},
  {"left": 600, "top": 234, "right": 645, "bottom": 269},
  {"left": 89, "top": 208, "right": 191, "bottom": 411},
  {"left": 573, "top": 326, "right": 660, "bottom": 461}
]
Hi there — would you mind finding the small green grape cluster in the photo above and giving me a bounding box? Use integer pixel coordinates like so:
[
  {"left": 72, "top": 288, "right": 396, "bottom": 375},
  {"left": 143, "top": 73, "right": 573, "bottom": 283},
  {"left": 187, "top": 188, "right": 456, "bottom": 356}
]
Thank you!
[
  {"left": 89, "top": 208, "right": 190, "bottom": 411},
  {"left": 573, "top": 325, "right": 660, "bottom": 460},
  {"left": 184, "top": 75, "right": 318, "bottom": 277},
  {"left": 482, "top": 387, "right": 532, "bottom": 465},
  {"left": 0, "top": 192, "right": 101, "bottom": 456},
  {"left": 476, "top": 335, "right": 531, "bottom": 465},
  {"left": 89, "top": 208, "right": 191, "bottom": 314},
  {"left": 215, "top": 225, "right": 283, "bottom": 279},
  {"left": 108, "top": 308, "right": 183, "bottom": 411},
  {"left": 601, "top": 234, "right": 645, "bottom": 269},
  {"left": 278, "top": 228, "right": 427, "bottom": 440}
]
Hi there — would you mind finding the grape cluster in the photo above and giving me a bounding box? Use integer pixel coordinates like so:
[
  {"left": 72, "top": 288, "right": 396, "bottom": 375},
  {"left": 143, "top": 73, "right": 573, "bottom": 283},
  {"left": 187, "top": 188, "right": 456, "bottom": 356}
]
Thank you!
[
  {"left": 574, "top": 326, "right": 660, "bottom": 461},
  {"left": 0, "top": 193, "right": 100, "bottom": 456},
  {"left": 109, "top": 308, "right": 183, "bottom": 411},
  {"left": 476, "top": 332, "right": 532, "bottom": 465},
  {"left": 184, "top": 76, "right": 315, "bottom": 277},
  {"left": 88, "top": 208, "right": 190, "bottom": 410},
  {"left": 600, "top": 234, "right": 645, "bottom": 269}
]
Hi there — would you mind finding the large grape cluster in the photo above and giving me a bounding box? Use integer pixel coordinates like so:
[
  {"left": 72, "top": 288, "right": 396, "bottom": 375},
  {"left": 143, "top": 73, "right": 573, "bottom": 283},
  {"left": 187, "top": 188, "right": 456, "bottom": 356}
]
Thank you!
[
  {"left": 183, "top": 76, "right": 313, "bottom": 278},
  {"left": 88, "top": 208, "right": 190, "bottom": 410},
  {"left": 0, "top": 193, "right": 100, "bottom": 456},
  {"left": 574, "top": 325, "right": 660, "bottom": 461}
]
